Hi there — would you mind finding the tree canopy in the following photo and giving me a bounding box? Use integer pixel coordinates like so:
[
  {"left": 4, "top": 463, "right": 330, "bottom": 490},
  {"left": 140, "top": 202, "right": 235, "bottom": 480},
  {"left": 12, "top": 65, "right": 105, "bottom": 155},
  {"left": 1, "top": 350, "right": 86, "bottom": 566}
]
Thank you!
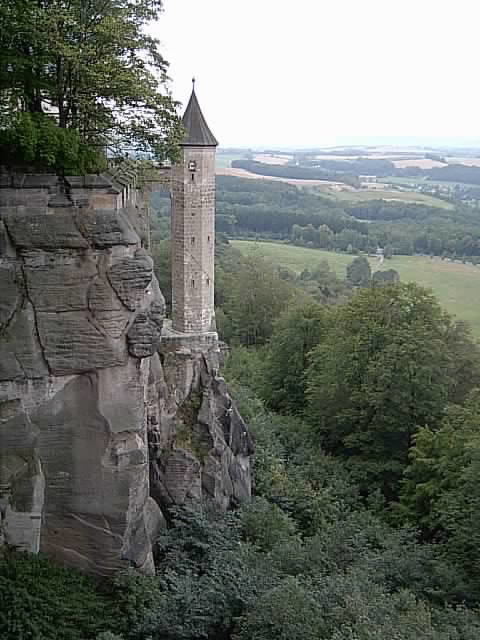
[
  {"left": 0, "top": 0, "right": 182, "bottom": 172},
  {"left": 305, "top": 283, "right": 472, "bottom": 498},
  {"left": 346, "top": 255, "right": 371, "bottom": 287}
]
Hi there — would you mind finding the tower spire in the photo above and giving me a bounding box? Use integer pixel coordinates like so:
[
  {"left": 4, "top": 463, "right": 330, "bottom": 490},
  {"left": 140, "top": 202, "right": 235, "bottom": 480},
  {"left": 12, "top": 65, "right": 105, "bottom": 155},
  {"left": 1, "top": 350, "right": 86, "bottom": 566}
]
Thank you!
[{"left": 181, "top": 81, "right": 218, "bottom": 147}]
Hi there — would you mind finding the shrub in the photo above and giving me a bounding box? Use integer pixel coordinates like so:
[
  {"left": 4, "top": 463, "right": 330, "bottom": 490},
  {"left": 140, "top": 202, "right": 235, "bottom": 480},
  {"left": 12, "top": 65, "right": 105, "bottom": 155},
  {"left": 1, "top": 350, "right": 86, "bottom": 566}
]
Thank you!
[
  {"left": 0, "top": 113, "right": 106, "bottom": 174},
  {"left": 0, "top": 549, "right": 119, "bottom": 640}
]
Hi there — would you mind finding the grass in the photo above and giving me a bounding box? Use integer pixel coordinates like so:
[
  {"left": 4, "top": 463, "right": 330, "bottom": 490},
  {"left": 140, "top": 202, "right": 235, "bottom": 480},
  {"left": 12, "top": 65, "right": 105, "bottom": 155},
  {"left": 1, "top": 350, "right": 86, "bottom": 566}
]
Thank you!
[
  {"left": 216, "top": 153, "right": 246, "bottom": 169},
  {"left": 232, "top": 240, "right": 480, "bottom": 338},
  {"left": 381, "top": 175, "right": 480, "bottom": 190},
  {"left": 317, "top": 186, "right": 453, "bottom": 210}
]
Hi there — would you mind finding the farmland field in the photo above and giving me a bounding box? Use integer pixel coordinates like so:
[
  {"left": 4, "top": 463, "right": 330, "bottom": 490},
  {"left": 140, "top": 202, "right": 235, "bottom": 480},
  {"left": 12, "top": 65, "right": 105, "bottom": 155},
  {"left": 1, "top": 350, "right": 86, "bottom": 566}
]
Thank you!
[
  {"left": 253, "top": 154, "right": 291, "bottom": 165},
  {"left": 215, "top": 153, "right": 246, "bottom": 168},
  {"left": 216, "top": 167, "right": 452, "bottom": 209},
  {"left": 317, "top": 186, "right": 454, "bottom": 210},
  {"left": 216, "top": 167, "right": 348, "bottom": 188},
  {"left": 231, "top": 240, "right": 480, "bottom": 338},
  {"left": 381, "top": 176, "right": 480, "bottom": 189}
]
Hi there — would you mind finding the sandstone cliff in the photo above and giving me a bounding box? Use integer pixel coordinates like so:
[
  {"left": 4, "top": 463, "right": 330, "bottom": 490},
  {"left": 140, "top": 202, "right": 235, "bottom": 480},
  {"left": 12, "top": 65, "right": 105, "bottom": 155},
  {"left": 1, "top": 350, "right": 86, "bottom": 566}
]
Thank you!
[{"left": 0, "top": 171, "right": 252, "bottom": 576}]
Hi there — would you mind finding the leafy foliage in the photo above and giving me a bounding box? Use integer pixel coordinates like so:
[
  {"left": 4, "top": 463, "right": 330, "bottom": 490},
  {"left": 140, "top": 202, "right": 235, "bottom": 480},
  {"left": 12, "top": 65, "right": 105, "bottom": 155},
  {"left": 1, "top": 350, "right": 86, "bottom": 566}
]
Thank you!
[
  {"left": 0, "top": 0, "right": 182, "bottom": 171},
  {"left": 216, "top": 250, "right": 300, "bottom": 346},
  {"left": 372, "top": 268, "right": 400, "bottom": 286},
  {"left": 0, "top": 550, "right": 119, "bottom": 640},
  {"left": 401, "top": 390, "right": 480, "bottom": 601},
  {"left": 346, "top": 255, "right": 371, "bottom": 287},
  {"left": 260, "top": 300, "right": 330, "bottom": 413},
  {"left": 306, "top": 283, "right": 461, "bottom": 498},
  {"left": 0, "top": 112, "right": 106, "bottom": 173}
]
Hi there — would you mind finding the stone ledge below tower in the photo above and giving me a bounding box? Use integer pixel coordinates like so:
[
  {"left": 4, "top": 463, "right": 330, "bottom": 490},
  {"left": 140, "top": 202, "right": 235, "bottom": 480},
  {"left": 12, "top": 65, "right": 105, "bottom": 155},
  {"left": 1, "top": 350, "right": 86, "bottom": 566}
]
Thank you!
[{"left": 160, "top": 319, "right": 218, "bottom": 354}]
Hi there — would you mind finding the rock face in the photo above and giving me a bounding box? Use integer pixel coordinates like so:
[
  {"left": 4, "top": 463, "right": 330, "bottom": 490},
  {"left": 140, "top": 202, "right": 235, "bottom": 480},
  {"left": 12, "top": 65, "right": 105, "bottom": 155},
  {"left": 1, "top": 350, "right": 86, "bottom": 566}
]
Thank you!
[{"left": 0, "top": 172, "right": 252, "bottom": 576}]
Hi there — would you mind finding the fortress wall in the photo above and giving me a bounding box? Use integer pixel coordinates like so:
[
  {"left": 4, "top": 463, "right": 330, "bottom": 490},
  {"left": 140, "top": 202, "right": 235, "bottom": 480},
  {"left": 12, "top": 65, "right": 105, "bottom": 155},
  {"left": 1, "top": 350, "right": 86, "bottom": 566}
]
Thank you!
[{"left": 0, "top": 169, "right": 252, "bottom": 576}]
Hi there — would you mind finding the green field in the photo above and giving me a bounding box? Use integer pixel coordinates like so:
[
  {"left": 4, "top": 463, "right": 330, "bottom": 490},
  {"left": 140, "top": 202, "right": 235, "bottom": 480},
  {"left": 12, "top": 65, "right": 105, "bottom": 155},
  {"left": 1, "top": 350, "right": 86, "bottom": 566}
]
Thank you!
[
  {"left": 381, "top": 175, "right": 480, "bottom": 190},
  {"left": 317, "top": 186, "right": 453, "bottom": 210},
  {"left": 215, "top": 153, "right": 246, "bottom": 168},
  {"left": 232, "top": 240, "right": 480, "bottom": 338}
]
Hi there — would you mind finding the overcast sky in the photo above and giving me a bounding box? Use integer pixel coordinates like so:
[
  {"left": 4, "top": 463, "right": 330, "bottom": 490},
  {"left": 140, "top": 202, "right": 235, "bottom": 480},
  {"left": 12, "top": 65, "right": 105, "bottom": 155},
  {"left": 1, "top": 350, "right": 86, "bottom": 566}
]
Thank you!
[{"left": 156, "top": 0, "right": 480, "bottom": 148}]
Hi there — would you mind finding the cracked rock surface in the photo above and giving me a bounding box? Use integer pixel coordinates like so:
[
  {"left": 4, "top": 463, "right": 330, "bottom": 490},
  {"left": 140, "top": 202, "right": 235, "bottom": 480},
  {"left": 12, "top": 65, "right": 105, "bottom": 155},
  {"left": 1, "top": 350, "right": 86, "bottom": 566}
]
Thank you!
[{"left": 0, "top": 173, "right": 252, "bottom": 576}]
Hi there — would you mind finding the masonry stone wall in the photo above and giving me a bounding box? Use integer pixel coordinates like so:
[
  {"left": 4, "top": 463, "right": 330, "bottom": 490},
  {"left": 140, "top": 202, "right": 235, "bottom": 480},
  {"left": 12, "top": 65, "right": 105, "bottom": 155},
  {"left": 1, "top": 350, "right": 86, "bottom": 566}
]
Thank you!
[{"left": 171, "top": 147, "right": 216, "bottom": 333}]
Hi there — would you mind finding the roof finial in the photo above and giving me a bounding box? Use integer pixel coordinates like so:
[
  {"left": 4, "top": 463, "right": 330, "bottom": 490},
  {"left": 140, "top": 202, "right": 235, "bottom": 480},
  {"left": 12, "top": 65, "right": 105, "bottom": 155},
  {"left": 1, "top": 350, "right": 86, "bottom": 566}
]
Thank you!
[{"left": 192, "top": 76, "right": 196, "bottom": 91}]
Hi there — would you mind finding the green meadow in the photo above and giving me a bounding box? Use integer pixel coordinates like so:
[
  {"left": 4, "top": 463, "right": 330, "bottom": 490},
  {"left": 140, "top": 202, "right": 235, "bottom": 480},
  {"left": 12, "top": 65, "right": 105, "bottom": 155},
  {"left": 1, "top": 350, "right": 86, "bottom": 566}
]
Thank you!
[
  {"left": 231, "top": 240, "right": 480, "bottom": 338},
  {"left": 215, "top": 153, "right": 246, "bottom": 168},
  {"left": 316, "top": 186, "right": 454, "bottom": 210}
]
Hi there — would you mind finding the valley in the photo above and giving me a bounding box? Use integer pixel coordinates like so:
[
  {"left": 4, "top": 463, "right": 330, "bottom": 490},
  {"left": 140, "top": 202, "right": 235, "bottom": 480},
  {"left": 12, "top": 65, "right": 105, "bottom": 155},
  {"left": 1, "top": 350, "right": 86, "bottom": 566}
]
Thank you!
[{"left": 232, "top": 240, "right": 480, "bottom": 338}]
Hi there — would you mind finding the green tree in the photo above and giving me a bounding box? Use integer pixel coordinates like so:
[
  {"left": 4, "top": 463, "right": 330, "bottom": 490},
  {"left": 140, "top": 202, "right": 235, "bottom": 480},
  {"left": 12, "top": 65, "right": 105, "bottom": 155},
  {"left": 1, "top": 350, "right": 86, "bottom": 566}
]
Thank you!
[
  {"left": 0, "top": 0, "right": 182, "bottom": 171},
  {"left": 220, "top": 253, "right": 299, "bottom": 346},
  {"left": 296, "top": 261, "right": 352, "bottom": 305},
  {"left": 371, "top": 268, "right": 400, "bottom": 286},
  {"left": 306, "top": 283, "right": 454, "bottom": 498},
  {"left": 0, "top": 550, "right": 119, "bottom": 640},
  {"left": 261, "top": 301, "right": 330, "bottom": 413},
  {"left": 444, "top": 320, "right": 480, "bottom": 405},
  {"left": 346, "top": 255, "right": 371, "bottom": 287},
  {"left": 401, "top": 390, "right": 480, "bottom": 600}
]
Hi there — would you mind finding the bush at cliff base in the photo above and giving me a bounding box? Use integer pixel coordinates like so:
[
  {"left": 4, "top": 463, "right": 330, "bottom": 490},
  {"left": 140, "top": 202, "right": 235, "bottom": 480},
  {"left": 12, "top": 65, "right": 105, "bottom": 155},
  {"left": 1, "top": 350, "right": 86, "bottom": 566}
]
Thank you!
[{"left": 0, "top": 549, "right": 120, "bottom": 640}]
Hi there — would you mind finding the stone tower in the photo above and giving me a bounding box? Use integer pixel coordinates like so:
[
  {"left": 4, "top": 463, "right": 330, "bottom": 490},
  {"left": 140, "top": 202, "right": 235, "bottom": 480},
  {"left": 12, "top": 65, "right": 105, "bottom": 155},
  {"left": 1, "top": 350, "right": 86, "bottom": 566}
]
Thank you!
[{"left": 171, "top": 82, "right": 218, "bottom": 333}]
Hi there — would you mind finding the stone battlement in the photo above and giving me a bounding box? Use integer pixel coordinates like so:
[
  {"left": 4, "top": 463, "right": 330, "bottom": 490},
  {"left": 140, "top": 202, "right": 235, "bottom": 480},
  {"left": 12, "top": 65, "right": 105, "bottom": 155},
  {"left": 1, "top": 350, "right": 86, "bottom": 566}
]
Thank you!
[
  {"left": 0, "top": 164, "right": 155, "bottom": 252},
  {"left": 0, "top": 163, "right": 139, "bottom": 212}
]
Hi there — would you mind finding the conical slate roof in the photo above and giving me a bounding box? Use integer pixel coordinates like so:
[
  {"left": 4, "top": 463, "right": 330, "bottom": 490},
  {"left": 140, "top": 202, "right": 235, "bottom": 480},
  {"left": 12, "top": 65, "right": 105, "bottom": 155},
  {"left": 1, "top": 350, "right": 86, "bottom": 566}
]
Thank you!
[{"left": 182, "top": 85, "right": 218, "bottom": 147}]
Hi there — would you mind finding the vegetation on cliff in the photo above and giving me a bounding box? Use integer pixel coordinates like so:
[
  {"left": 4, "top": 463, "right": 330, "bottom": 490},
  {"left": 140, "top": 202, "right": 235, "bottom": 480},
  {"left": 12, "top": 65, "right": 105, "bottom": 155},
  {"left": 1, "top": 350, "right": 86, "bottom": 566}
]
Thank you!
[{"left": 0, "top": 0, "right": 182, "bottom": 172}]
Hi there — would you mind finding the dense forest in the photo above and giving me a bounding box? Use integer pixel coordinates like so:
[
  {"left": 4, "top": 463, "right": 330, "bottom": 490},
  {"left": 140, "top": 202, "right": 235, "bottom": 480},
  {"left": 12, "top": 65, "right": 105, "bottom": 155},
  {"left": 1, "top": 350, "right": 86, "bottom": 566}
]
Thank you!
[
  {"left": 151, "top": 176, "right": 480, "bottom": 259},
  {"left": 4, "top": 240, "right": 480, "bottom": 640}
]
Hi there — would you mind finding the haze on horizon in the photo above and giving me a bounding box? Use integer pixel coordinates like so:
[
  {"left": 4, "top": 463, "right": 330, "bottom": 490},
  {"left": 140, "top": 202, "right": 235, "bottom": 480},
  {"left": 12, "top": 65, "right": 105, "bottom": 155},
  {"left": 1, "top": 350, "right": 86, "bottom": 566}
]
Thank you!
[{"left": 156, "top": 0, "right": 480, "bottom": 149}]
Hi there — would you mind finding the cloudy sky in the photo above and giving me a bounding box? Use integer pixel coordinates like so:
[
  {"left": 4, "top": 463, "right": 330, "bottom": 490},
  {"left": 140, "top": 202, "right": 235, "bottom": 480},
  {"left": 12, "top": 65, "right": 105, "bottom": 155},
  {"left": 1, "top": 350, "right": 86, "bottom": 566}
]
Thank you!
[{"left": 156, "top": 0, "right": 480, "bottom": 148}]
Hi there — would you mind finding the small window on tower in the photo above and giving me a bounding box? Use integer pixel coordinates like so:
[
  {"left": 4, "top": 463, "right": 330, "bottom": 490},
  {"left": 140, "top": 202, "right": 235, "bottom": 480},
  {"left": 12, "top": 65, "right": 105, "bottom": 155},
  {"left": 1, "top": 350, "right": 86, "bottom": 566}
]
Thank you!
[
  {"left": 207, "top": 235, "right": 210, "bottom": 242},
  {"left": 191, "top": 279, "right": 195, "bottom": 288},
  {"left": 191, "top": 236, "right": 195, "bottom": 244},
  {"left": 206, "top": 277, "right": 210, "bottom": 285}
]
